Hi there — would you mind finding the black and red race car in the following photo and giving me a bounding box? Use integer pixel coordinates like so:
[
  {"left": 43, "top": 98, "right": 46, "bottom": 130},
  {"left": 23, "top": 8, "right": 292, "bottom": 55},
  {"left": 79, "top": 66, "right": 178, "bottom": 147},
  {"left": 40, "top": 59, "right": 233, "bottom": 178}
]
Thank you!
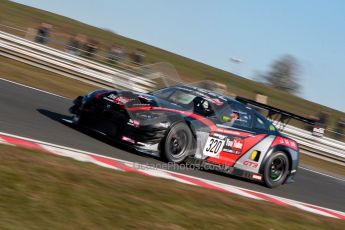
[{"left": 68, "top": 85, "right": 313, "bottom": 188}]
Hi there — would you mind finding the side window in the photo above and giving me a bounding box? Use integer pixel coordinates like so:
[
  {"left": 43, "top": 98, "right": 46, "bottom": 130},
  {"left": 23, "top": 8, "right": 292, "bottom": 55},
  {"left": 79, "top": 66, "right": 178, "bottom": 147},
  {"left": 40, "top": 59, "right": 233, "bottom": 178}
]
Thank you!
[
  {"left": 254, "top": 115, "right": 268, "bottom": 130},
  {"left": 193, "top": 98, "right": 214, "bottom": 116},
  {"left": 231, "top": 104, "right": 253, "bottom": 129},
  {"left": 151, "top": 88, "right": 175, "bottom": 99}
]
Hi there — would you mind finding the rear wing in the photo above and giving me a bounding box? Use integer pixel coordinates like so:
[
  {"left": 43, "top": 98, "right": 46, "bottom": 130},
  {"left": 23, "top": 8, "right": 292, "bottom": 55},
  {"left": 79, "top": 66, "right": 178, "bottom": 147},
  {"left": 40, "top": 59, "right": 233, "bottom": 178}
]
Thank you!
[{"left": 235, "top": 96, "right": 317, "bottom": 131}]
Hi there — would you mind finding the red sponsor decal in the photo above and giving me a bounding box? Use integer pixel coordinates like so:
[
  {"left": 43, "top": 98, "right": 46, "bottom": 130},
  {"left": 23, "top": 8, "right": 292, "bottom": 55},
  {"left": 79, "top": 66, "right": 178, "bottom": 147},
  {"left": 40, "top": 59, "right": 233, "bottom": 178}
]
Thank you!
[
  {"left": 207, "top": 134, "right": 267, "bottom": 167},
  {"left": 114, "top": 96, "right": 133, "bottom": 105},
  {"left": 128, "top": 106, "right": 218, "bottom": 131},
  {"left": 95, "top": 92, "right": 108, "bottom": 99},
  {"left": 272, "top": 136, "right": 298, "bottom": 150},
  {"left": 243, "top": 160, "right": 258, "bottom": 168}
]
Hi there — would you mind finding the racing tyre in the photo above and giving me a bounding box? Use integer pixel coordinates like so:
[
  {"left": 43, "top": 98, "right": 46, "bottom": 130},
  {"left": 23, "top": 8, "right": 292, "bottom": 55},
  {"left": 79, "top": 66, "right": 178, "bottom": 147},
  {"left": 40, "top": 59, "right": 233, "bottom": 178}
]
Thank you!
[
  {"left": 162, "top": 123, "right": 194, "bottom": 163},
  {"left": 263, "top": 152, "right": 289, "bottom": 188}
]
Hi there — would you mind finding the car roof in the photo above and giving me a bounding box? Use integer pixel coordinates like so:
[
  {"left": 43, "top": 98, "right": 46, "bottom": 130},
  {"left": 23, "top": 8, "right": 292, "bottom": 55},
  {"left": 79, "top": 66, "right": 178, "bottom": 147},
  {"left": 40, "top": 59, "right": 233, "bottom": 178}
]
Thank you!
[
  {"left": 175, "top": 84, "right": 278, "bottom": 131},
  {"left": 176, "top": 85, "right": 231, "bottom": 100},
  {"left": 175, "top": 84, "right": 247, "bottom": 107}
]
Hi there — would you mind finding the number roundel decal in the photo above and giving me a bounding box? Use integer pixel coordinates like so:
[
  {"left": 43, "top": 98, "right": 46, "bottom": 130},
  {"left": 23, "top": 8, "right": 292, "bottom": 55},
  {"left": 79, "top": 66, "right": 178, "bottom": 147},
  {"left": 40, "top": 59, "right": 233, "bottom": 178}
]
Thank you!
[{"left": 203, "top": 136, "right": 225, "bottom": 158}]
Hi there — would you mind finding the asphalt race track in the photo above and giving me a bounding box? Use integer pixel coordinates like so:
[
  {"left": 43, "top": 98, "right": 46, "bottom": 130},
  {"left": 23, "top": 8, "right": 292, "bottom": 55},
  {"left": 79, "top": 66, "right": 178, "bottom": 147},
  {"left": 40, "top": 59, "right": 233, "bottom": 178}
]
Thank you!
[{"left": 1, "top": 78, "right": 344, "bottom": 212}]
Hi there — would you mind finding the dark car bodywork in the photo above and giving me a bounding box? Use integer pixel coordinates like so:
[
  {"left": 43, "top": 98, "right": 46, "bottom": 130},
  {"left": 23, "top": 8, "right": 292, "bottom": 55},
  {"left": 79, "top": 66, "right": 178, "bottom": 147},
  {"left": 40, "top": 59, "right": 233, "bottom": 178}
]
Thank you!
[{"left": 69, "top": 85, "right": 302, "bottom": 187}]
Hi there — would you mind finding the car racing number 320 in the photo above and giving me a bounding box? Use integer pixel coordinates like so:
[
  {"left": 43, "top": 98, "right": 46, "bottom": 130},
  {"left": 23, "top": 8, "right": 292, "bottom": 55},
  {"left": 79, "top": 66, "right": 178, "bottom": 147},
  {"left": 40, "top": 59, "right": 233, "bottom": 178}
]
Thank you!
[{"left": 68, "top": 85, "right": 311, "bottom": 188}]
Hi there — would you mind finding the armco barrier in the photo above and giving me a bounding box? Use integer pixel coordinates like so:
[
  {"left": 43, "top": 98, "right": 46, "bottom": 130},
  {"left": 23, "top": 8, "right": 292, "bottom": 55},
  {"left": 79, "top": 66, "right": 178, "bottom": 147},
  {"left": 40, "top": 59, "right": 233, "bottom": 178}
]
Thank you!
[
  {"left": 0, "top": 31, "right": 155, "bottom": 92},
  {"left": 283, "top": 125, "right": 345, "bottom": 163},
  {"left": 0, "top": 30, "right": 344, "bottom": 163}
]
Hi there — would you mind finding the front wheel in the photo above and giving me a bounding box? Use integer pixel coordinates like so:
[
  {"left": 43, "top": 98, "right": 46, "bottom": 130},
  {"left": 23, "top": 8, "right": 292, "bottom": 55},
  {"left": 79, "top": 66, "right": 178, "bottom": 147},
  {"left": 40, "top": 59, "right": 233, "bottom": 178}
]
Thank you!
[
  {"left": 162, "top": 123, "right": 194, "bottom": 163},
  {"left": 263, "top": 152, "right": 290, "bottom": 188}
]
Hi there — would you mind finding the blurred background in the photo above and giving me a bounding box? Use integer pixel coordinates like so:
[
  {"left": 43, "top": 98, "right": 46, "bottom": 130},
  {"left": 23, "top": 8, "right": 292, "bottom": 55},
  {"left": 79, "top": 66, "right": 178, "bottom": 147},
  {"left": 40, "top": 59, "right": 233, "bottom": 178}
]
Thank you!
[{"left": 0, "top": 0, "right": 344, "bottom": 142}]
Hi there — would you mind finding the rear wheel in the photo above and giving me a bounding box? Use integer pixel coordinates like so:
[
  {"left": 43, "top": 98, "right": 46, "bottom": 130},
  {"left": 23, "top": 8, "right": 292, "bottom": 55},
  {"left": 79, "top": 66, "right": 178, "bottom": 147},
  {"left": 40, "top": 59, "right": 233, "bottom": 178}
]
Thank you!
[
  {"left": 162, "top": 123, "right": 194, "bottom": 163},
  {"left": 263, "top": 152, "right": 289, "bottom": 188}
]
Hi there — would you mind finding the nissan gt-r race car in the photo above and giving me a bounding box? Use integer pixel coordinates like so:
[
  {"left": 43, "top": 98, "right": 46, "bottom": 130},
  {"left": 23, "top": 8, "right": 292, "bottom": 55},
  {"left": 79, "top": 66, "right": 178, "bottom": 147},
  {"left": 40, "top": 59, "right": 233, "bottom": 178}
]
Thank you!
[{"left": 68, "top": 85, "right": 313, "bottom": 188}]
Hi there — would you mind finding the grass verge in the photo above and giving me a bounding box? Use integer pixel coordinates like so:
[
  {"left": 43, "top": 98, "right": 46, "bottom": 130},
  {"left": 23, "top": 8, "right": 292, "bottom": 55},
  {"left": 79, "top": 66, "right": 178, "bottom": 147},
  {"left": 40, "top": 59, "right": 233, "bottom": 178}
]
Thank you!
[{"left": 0, "top": 144, "right": 344, "bottom": 229}]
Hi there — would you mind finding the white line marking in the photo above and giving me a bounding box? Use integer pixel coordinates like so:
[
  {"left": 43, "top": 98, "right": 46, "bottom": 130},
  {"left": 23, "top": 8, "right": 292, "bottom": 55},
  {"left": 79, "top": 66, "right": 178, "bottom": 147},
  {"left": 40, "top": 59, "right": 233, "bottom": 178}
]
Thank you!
[
  {"left": 278, "top": 196, "right": 345, "bottom": 218},
  {"left": 0, "top": 77, "right": 70, "bottom": 99},
  {"left": 0, "top": 137, "right": 15, "bottom": 146},
  {"left": 141, "top": 169, "right": 195, "bottom": 185},
  {"left": 62, "top": 118, "right": 73, "bottom": 123},
  {"left": 287, "top": 202, "right": 337, "bottom": 218},
  {"left": 299, "top": 166, "right": 345, "bottom": 183},
  {"left": 213, "top": 184, "right": 264, "bottom": 200},
  {"left": 0, "top": 131, "right": 119, "bottom": 159},
  {"left": 41, "top": 145, "right": 123, "bottom": 171}
]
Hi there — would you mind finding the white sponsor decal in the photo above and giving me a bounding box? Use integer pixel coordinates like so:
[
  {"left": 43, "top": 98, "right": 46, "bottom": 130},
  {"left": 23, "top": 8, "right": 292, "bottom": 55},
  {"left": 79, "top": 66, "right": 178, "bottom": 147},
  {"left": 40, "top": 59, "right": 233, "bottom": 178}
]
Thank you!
[
  {"left": 232, "top": 139, "right": 243, "bottom": 150},
  {"left": 203, "top": 136, "right": 225, "bottom": 158}
]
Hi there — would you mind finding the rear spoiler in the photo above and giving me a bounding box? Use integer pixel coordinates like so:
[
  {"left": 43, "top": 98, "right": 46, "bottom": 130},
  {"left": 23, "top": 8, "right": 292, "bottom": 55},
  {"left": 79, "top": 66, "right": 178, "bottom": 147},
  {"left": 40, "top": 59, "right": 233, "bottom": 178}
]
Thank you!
[{"left": 235, "top": 96, "right": 317, "bottom": 130}]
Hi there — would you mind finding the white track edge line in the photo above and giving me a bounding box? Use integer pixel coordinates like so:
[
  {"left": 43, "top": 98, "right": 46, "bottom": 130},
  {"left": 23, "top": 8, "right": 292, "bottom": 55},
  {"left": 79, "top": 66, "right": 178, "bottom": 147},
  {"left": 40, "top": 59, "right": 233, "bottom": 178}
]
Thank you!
[
  {"left": 299, "top": 166, "right": 345, "bottom": 183},
  {"left": 0, "top": 77, "right": 69, "bottom": 99}
]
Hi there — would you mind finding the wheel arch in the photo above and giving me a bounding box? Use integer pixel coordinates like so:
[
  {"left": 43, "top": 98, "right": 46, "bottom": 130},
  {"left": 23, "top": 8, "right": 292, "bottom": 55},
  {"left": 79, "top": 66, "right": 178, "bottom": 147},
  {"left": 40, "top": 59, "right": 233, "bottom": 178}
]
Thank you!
[
  {"left": 184, "top": 119, "right": 197, "bottom": 139},
  {"left": 259, "top": 145, "right": 294, "bottom": 175},
  {"left": 160, "top": 121, "right": 195, "bottom": 163},
  {"left": 158, "top": 119, "right": 190, "bottom": 152}
]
